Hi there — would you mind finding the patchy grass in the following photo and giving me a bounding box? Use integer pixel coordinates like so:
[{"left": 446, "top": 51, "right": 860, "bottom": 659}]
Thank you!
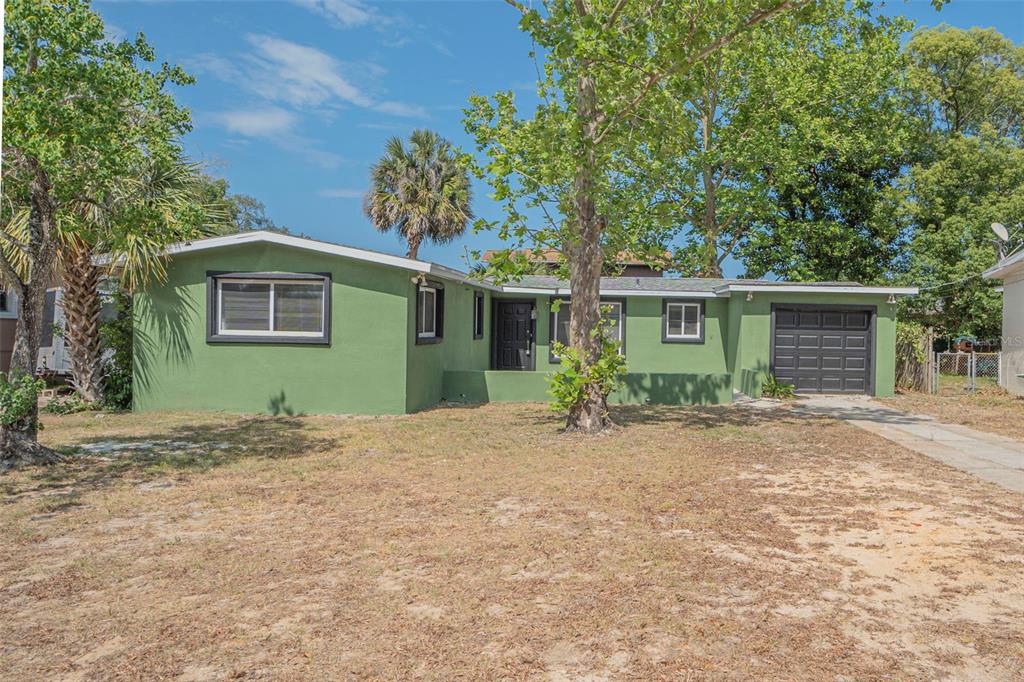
[
  {"left": 880, "top": 382, "right": 1024, "bottom": 442},
  {"left": 2, "top": 403, "right": 1023, "bottom": 680}
]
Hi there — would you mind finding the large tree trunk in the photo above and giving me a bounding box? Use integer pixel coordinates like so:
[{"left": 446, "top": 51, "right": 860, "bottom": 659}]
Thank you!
[
  {"left": 565, "top": 70, "right": 611, "bottom": 434},
  {"left": 699, "top": 101, "right": 724, "bottom": 279},
  {"left": 61, "top": 241, "right": 105, "bottom": 403},
  {"left": 1, "top": 157, "right": 62, "bottom": 469}
]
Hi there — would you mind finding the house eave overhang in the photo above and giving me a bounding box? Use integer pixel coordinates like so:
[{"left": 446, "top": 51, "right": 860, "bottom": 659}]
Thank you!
[
  {"left": 149, "top": 231, "right": 502, "bottom": 291},
  {"left": 983, "top": 250, "right": 1024, "bottom": 281},
  {"left": 500, "top": 286, "right": 718, "bottom": 298},
  {"left": 715, "top": 284, "right": 919, "bottom": 296}
]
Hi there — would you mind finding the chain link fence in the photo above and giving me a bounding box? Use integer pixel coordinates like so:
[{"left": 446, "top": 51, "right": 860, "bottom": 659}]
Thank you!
[{"left": 932, "top": 352, "right": 1002, "bottom": 393}]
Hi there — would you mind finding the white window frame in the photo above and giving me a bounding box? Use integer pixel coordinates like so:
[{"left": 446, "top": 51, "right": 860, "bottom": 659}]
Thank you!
[
  {"left": 551, "top": 299, "right": 625, "bottom": 358},
  {"left": 418, "top": 286, "right": 437, "bottom": 339},
  {"left": 665, "top": 301, "right": 701, "bottom": 340},
  {"left": 217, "top": 277, "right": 325, "bottom": 338}
]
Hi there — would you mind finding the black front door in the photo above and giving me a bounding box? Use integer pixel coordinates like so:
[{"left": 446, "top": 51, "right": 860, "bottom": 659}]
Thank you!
[{"left": 494, "top": 301, "right": 534, "bottom": 370}]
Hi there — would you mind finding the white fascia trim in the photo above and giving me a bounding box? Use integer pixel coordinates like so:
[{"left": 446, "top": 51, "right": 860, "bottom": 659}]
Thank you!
[
  {"left": 166, "top": 231, "right": 433, "bottom": 272},
  {"left": 499, "top": 286, "right": 719, "bottom": 298},
  {"left": 718, "top": 284, "right": 919, "bottom": 296},
  {"left": 983, "top": 249, "right": 1024, "bottom": 280},
  {"left": 145, "top": 231, "right": 502, "bottom": 291}
]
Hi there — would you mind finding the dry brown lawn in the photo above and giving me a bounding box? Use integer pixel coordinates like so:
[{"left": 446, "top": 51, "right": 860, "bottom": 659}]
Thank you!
[
  {"left": 2, "top": 403, "right": 1023, "bottom": 681},
  {"left": 879, "top": 380, "right": 1024, "bottom": 442}
]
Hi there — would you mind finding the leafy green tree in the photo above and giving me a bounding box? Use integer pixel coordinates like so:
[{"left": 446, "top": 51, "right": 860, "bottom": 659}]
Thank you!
[
  {"left": 198, "top": 174, "right": 294, "bottom": 236},
  {"left": 740, "top": 149, "right": 908, "bottom": 283},
  {"left": 1, "top": 0, "right": 192, "bottom": 465},
  {"left": 905, "top": 26, "right": 1023, "bottom": 139},
  {"left": 899, "top": 130, "right": 1024, "bottom": 337},
  {"left": 466, "top": 0, "right": 838, "bottom": 432},
  {"left": 635, "top": 3, "right": 912, "bottom": 278},
  {"left": 364, "top": 129, "right": 474, "bottom": 260},
  {"left": 899, "top": 27, "right": 1024, "bottom": 338}
]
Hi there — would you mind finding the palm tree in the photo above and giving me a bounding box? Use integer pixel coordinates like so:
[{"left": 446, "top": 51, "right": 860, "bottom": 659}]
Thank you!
[
  {"left": 364, "top": 130, "right": 473, "bottom": 261},
  {"left": 62, "top": 160, "right": 230, "bottom": 403},
  {"left": 5, "top": 159, "right": 230, "bottom": 403}
]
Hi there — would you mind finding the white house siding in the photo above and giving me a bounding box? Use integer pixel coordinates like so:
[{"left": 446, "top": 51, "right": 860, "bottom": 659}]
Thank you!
[{"left": 1002, "top": 273, "right": 1024, "bottom": 396}]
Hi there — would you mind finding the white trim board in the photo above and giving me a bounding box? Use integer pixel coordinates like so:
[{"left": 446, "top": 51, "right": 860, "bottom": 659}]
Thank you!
[
  {"left": 143, "top": 231, "right": 502, "bottom": 291},
  {"left": 717, "top": 284, "right": 919, "bottom": 296}
]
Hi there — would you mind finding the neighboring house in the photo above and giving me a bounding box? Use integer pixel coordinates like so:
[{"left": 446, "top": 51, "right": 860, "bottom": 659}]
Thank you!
[
  {"left": 983, "top": 250, "right": 1024, "bottom": 396},
  {"left": 0, "top": 286, "right": 74, "bottom": 376},
  {"left": 132, "top": 231, "right": 917, "bottom": 416},
  {"left": 482, "top": 248, "right": 670, "bottom": 277}
]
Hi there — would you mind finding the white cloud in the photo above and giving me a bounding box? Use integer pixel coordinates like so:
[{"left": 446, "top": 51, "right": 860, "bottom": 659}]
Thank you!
[
  {"left": 209, "top": 107, "right": 342, "bottom": 169},
  {"left": 319, "top": 188, "right": 366, "bottom": 199},
  {"left": 373, "top": 101, "right": 429, "bottom": 118},
  {"left": 289, "top": 0, "right": 383, "bottom": 28},
  {"left": 214, "top": 107, "right": 297, "bottom": 137},
  {"left": 245, "top": 34, "right": 372, "bottom": 108},
  {"left": 195, "top": 35, "right": 426, "bottom": 119}
]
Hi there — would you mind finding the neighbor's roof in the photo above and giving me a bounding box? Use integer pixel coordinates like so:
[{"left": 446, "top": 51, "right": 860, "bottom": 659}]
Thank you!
[
  {"left": 160, "top": 231, "right": 918, "bottom": 297},
  {"left": 983, "top": 249, "right": 1024, "bottom": 280}
]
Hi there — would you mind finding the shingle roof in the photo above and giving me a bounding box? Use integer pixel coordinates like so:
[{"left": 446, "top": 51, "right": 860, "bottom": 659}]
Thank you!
[{"left": 509, "top": 275, "right": 863, "bottom": 293}]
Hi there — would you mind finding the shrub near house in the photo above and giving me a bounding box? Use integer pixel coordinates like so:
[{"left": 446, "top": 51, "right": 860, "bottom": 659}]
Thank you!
[{"left": 133, "top": 232, "right": 917, "bottom": 416}]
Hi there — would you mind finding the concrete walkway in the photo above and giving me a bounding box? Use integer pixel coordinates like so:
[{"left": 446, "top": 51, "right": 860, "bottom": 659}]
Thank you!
[{"left": 796, "top": 395, "right": 1024, "bottom": 494}]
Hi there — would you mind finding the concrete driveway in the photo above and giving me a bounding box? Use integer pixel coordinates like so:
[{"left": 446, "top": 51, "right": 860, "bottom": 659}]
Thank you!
[{"left": 797, "top": 395, "right": 1024, "bottom": 494}]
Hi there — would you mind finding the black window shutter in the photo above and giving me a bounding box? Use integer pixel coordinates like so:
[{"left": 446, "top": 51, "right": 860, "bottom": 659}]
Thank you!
[
  {"left": 435, "top": 288, "right": 445, "bottom": 339},
  {"left": 415, "top": 288, "right": 423, "bottom": 336}
]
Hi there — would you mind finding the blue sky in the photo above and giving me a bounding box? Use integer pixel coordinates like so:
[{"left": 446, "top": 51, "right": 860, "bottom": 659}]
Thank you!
[{"left": 96, "top": 0, "right": 1024, "bottom": 275}]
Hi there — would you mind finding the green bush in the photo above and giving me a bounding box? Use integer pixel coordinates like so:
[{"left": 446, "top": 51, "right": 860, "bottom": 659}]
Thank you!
[
  {"left": 0, "top": 373, "right": 46, "bottom": 430},
  {"left": 100, "top": 290, "right": 133, "bottom": 410},
  {"left": 547, "top": 310, "right": 627, "bottom": 414},
  {"left": 44, "top": 392, "right": 92, "bottom": 415},
  {"left": 762, "top": 374, "right": 796, "bottom": 399}
]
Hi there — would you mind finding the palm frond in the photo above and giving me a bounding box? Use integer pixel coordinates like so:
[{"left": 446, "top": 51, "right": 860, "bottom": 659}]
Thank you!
[{"left": 364, "top": 129, "right": 474, "bottom": 257}]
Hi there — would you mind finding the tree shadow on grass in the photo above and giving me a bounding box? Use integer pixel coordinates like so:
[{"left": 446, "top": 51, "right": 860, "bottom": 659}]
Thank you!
[
  {"left": 1, "top": 416, "right": 341, "bottom": 507},
  {"left": 609, "top": 401, "right": 821, "bottom": 430}
]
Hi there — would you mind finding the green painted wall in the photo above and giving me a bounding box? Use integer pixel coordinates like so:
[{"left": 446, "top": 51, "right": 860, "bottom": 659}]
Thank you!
[
  {"left": 134, "top": 242, "right": 412, "bottom": 415},
  {"left": 443, "top": 294, "right": 734, "bottom": 406},
  {"left": 727, "top": 292, "right": 899, "bottom": 398},
  {"left": 405, "top": 282, "right": 491, "bottom": 412},
  {"left": 135, "top": 241, "right": 901, "bottom": 416}
]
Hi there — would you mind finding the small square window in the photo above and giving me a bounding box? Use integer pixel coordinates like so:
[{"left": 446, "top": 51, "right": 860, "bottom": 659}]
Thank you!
[
  {"left": 663, "top": 300, "right": 703, "bottom": 343},
  {"left": 550, "top": 299, "right": 624, "bottom": 362},
  {"left": 418, "top": 287, "right": 436, "bottom": 338},
  {"left": 415, "top": 283, "right": 444, "bottom": 344}
]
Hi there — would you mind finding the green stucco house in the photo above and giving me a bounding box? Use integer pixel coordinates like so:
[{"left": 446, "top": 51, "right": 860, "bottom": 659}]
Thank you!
[{"left": 133, "top": 231, "right": 918, "bottom": 416}]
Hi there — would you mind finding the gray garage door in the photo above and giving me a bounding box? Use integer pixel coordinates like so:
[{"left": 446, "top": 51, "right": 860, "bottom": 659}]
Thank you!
[{"left": 772, "top": 307, "right": 873, "bottom": 394}]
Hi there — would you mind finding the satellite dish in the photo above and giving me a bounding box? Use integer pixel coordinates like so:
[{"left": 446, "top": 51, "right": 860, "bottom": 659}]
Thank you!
[{"left": 992, "top": 222, "right": 1010, "bottom": 242}]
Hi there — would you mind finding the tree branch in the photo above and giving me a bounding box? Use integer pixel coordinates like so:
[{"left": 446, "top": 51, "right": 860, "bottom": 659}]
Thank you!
[
  {"left": 605, "top": 0, "right": 630, "bottom": 28},
  {"left": 594, "top": 0, "right": 805, "bottom": 145},
  {"left": 503, "top": 0, "right": 530, "bottom": 14}
]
